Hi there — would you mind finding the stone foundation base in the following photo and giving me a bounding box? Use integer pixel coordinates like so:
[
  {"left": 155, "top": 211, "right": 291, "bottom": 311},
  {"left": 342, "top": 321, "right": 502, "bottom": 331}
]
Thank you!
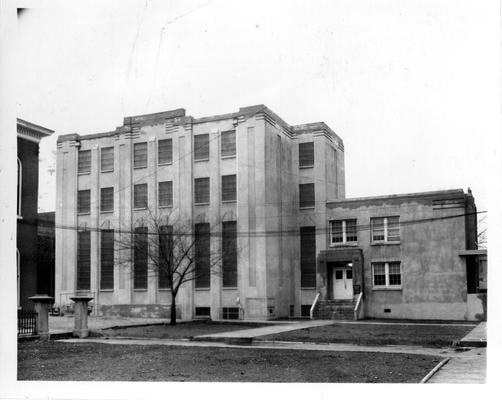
[{"left": 98, "top": 304, "right": 181, "bottom": 319}]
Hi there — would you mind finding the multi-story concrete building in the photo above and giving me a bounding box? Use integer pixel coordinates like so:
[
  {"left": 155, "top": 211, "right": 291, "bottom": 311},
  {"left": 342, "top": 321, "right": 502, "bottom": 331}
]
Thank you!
[
  {"left": 55, "top": 105, "right": 485, "bottom": 321},
  {"left": 55, "top": 105, "right": 345, "bottom": 320},
  {"left": 17, "top": 119, "right": 53, "bottom": 310}
]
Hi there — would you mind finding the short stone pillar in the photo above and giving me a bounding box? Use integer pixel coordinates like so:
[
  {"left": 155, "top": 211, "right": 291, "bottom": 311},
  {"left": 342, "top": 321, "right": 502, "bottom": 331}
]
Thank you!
[
  {"left": 29, "top": 295, "right": 54, "bottom": 340},
  {"left": 70, "top": 295, "right": 94, "bottom": 338}
]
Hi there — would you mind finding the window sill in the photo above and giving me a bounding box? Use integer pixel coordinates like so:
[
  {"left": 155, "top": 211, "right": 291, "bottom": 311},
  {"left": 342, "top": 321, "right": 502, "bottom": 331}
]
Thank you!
[
  {"left": 99, "top": 289, "right": 114, "bottom": 292},
  {"left": 299, "top": 206, "right": 315, "bottom": 210},
  {"left": 372, "top": 287, "right": 402, "bottom": 291},
  {"left": 300, "top": 287, "right": 317, "bottom": 290},
  {"left": 194, "top": 202, "right": 210, "bottom": 206},
  {"left": 100, "top": 210, "right": 114, "bottom": 214},
  {"left": 194, "top": 158, "right": 209, "bottom": 163},
  {"left": 78, "top": 172, "right": 91, "bottom": 176},
  {"left": 221, "top": 155, "right": 236, "bottom": 160},
  {"left": 195, "top": 287, "right": 211, "bottom": 291},
  {"left": 158, "top": 288, "right": 172, "bottom": 291},
  {"left": 159, "top": 205, "right": 173, "bottom": 209},
  {"left": 221, "top": 200, "right": 237, "bottom": 204},
  {"left": 133, "top": 165, "right": 147, "bottom": 170},
  {"left": 77, "top": 212, "right": 91, "bottom": 216},
  {"left": 133, "top": 207, "right": 147, "bottom": 211},
  {"left": 100, "top": 169, "right": 114, "bottom": 173},
  {"left": 222, "top": 287, "right": 238, "bottom": 290},
  {"left": 133, "top": 289, "right": 148, "bottom": 292},
  {"left": 158, "top": 162, "right": 173, "bottom": 167},
  {"left": 299, "top": 165, "right": 314, "bottom": 169},
  {"left": 371, "top": 241, "right": 401, "bottom": 246},
  {"left": 330, "top": 242, "right": 358, "bottom": 247}
]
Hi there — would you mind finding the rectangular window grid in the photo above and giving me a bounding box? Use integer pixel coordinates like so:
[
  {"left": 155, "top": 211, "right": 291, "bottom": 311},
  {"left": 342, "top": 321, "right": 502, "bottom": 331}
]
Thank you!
[
  {"left": 133, "top": 142, "right": 147, "bottom": 168},
  {"left": 100, "top": 147, "right": 114, "bottom": 172},
  {"left": 221, "top": 307, "right": 240, "bottom": 320},
  {"left": 78, "top": 150, "right": 91, "bottom": 174},
  {"left": 77, "top": 231, "right": 91, "bottom": 291},
  {"left": 158, "top": 139, "right": 173, "bottom": 165},
  {"left": 195, "top": 223, "right": 210, "bottom": 288},
  {"left": 158, "top": 225, "right": 173, "bottom": 289},
  {"left": 194, "top": 134, "right": 210, "bottom": 161},
  {"left": 100, "top": 187, "right": 114, "bottom": 212},
  {"left": 371, "top": 217, "right": 400, "bottom": 243},
  {"left": 134, "top": 227, "right": 148, "bottom": 289},
  {"left": 299, "top": 142, "right": 314, "bottom": 168},
  {"left": 221, "top": 174, "right": 237, "bottom": 202},
  {"left": 299, "top": 183, "right": 315, "bottom": 208},
  {"left": 133, "top": 183, "right": 148, "bottom": 209},
  {"left": 100, "top": 229, "right": 114, "bottom": 290},
  {"left": 372, "top": 262, "right": 402, "bottom": 289},
  {"left": 158, "top": 181, "right": 173, "bottom": 207},
  {"left": 77, "top": 190, "right": 91, "bottom": 214},
  {"left": 221, "top": 130, "right": 236, "bottom": 158},
  {"left": 222, "top": 221, "right": 237, "bottom": 288},
  {"left": 300, "top": 226, "right": 316, "bottom": 288},
  {"left": 194, "top": 177, "right": 210, "bottom": 204}
]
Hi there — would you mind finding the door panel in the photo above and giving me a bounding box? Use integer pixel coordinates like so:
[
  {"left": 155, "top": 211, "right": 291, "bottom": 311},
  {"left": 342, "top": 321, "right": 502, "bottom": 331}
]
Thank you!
[{"left": 333, "top": 268, "right": 354, "bottom": 300}]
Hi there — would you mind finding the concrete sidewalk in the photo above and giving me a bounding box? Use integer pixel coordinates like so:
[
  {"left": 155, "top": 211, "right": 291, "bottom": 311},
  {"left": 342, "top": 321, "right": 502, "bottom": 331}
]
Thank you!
[
  {"left": 49, "top": 315, "right": 170, "bottom": 334},
  {"left": 457, "top": 321, "right": 486, "bottom": 347}
]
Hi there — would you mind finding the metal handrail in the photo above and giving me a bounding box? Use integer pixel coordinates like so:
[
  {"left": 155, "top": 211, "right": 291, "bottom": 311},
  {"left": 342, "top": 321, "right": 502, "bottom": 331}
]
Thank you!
[
  {"left": 354, "top": 292, "right": 363, "bottom": 320},
  {"left": 310, "top": 292, "right": 321, "bottom": 320}
]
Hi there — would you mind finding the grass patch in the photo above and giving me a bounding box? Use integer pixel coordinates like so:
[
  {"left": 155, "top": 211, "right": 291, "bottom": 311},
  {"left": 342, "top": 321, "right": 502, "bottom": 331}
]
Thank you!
[
  {"left": 261, "top": 322, "right": 474, "bottom": 347},
  {"left": 101, "top": 321, "right": 270, "bottom": 339},
  {"left": 18, "top": 340, "right": 440, "bottom": 382}
]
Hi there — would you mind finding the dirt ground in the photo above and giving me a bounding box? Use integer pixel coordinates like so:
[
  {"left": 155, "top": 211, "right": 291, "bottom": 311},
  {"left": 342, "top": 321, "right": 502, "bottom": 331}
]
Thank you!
[
  {"left": 261, "top": 322, "right": 474, "bottom": 347},
  {"left": 18, "top": 341, "right": 440, "bottom": 382},
  {"left": 101, "top": 321, "right": 270, "bottom": 339}
]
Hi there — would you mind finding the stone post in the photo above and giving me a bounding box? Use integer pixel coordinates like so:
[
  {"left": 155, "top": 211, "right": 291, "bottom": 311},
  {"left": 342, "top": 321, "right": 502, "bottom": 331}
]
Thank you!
[
  {"left": 29, "top": 295, "right": 54, "bottom": 340},
  {"left": 70, "top": 295, "right": 94, "bottom": 338}
]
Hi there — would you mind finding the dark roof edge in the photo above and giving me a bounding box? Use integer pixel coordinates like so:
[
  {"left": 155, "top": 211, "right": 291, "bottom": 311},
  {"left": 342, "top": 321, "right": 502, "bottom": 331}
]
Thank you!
[{"left": 17, "top": 118, "right": 54, "bottom": 136}]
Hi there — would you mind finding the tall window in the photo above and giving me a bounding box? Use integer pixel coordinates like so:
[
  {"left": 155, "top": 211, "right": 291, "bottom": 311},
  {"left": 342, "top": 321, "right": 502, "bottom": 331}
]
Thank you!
[
  {"left": 78, "top": 150, "right": 91, "bottom": 174},
  {"left": 221, "top": 174, "right": 237, "bottom": 202},
  {"left": 221, "top": 130, "right": 236, "bottom": 158},
  {"left": 133, "top": 183, "right": 148, "bottom": 209},
  {"left": 100, "top": 147, "right": 114, "bottom": 172},
  {"left": 158, "top": 181, "right": 173, "bottom": 207},
  {"left": 100, "top": 187, "right": 114, "bottom": 212},
  {"left": 300, "top": 226, "right": 316, "bottom": 288},
  {"left": 100, "top": 230, "right": 114, "bottom": 290},
  {"left": 299, "top": 183, "right": 315, "bottom": 208},
  {"left": 134, "top": 227, "right": 148, "bottom": 289},
  {"left": 17, "top": 158, "right": 22, "bottom": 217},
  {"left": 372, "top": 262, "right": 402, "bottom": 289},
  {"left": 77, "top": 190, "right": 91, "bottom": 214},
  {"left": 134, "top": 142, "right": 147, "bottom": 168},
  {"left": 330, "top": 219, "right": 357, "bottom": 245},
  {"left": 194, "top": 223, "right": 210, "bottom": 288},
  {"left": 222, "top": 221, "right": 237, "bottom": 288},
  {"left": 371, "top": 216, "right": 400, "bottom": 243},
  {"left": 299, "top": 142, "right": 314, "bottom": 168},
  {"left": 77, "top": 231, "right": 91, "bottom": 291},
  {"left": 158, "top": 225, "right": 173, "bottom": 289},
  {"left": 194, "top": 134, "right": 210, "bottom": 161},
  {"left": 194, "top": 177, "right": 210, "bottom": 204},
  {"left": 158, "top": 139, "right": 173, "bottom": 165}
]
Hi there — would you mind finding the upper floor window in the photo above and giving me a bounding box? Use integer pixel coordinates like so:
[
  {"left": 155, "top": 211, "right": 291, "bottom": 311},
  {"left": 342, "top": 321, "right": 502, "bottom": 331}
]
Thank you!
[
  {"left": 371, "top": 216, "right": 400, "bottom": 243},
  {"left": 330, "top": 219, "right": 357, "bottom": 245},
  {"left": 100, "top": 147, "right": 114, "bottom": 172},
  {"left": 221, "top": 130, "right": 236, "bottom": 158},
  {"left": 299, "top": 183, "right": 315, "bottom": 208},
  {"left": 158, "top": 139, "right": 173, "bottom": 165},
  {"left": 133, "top": 183, "right": 148, "bottom": 209},
  {"left": 17, "top": 158, "right": 22, "bottom": 217},
  {"left": 134, "top": 143, "right": 147, "bottom": 168},
  {"left": 372, "top": 262, "right": 402, "bottom": 289},
  {"left": 77, "top": 190, "right": 91, "bottom": 214},
  {"left": 299, "top": 142, "right": 314, "bottom": 168},
  {"left": 158, "top": 181, "right": 173, "bottom": 208},
  {"left": 194, "top": 134, "right": 209, "bottom": 161},
  {"left": 194, "top": 177, "right": 210, "bottom": 205},
  {"left": 100, "top": 187, "right": 114, "bottom": 213},
  {"left": 78, "top": 150, "right": 91, "bottom": 174},
  {"left": 221, "top": 174, "right": 237, "bottom": 202}
]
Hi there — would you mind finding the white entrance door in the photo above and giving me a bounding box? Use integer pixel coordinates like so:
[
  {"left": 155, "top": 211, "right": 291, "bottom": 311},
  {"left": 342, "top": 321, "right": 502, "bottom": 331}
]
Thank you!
[{"left": 333, "top": 268, "right": 353, "bottom": 300}]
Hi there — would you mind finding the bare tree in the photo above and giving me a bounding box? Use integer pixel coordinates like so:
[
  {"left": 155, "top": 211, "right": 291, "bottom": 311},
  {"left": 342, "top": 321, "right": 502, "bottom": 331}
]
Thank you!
[
  {"left": 477, "top": 214, "right": 487, "bottom": 249},
  {"left": 115, "top": 208, "right": 235, "bottom": 325}
]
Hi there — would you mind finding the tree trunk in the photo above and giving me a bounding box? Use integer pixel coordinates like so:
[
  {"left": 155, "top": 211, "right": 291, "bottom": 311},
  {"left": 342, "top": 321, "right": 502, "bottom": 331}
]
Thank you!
[{"left": 170, "top": 296, "right": 177, "bottom": 326}]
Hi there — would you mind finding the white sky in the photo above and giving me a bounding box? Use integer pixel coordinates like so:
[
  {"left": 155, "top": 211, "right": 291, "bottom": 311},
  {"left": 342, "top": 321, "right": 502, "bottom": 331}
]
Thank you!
[{"left": 14, "top": 0, "right": 498, "bottom": 216}]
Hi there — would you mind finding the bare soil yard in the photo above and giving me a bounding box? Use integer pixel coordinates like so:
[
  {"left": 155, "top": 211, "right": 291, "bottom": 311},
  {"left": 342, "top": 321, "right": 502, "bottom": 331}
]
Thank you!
[
  {"left": 261, "top": 322, "right": 474, "bottom": 347},
  {"left": 18, "top": 341, "right": 440, "bottom": 382},
  {"left": 101, "top": 321, "right": 269, "bottom": 339}
]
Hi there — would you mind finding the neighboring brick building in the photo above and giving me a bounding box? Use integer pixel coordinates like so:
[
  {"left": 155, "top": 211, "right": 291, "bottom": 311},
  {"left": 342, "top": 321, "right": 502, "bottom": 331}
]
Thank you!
[
  {"left": 54, "top": 105, "right": 484, "bottom": 321},
  {"left": 17, "top": 119, "right": 53, "bottom": 310}
]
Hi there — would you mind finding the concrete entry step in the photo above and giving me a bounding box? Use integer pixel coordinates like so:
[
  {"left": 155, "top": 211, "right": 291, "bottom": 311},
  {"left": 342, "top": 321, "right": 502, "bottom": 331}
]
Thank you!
[{"left": 315, "top": 300, "right": 357, "bottom": 321}]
